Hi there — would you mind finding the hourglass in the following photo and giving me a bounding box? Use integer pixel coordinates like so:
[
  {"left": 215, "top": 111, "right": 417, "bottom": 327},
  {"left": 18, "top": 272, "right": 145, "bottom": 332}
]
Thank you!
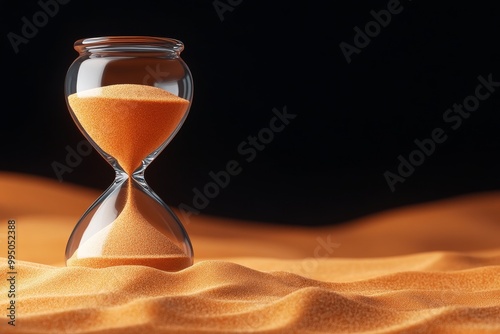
[{"left": 64, "top": 36, "right": 194, "bottom": 271}]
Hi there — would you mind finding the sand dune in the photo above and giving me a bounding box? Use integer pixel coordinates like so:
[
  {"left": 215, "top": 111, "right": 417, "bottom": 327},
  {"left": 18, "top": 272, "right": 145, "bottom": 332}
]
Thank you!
[
  {"left": 2, "top": 254, "right": 500, "bottom": 333},
  {"left": 0, "top": 172, "right": 499, "bottom": 333}
]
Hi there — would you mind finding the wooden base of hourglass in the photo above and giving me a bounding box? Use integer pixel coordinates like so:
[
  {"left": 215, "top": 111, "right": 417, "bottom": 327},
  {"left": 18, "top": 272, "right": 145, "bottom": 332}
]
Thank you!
[{"left": 65, "top": 84, "right": 193, "bottom": 270}]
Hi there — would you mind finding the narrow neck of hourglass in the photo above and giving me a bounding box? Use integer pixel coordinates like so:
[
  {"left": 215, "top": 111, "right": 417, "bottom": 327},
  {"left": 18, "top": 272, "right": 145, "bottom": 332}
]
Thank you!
[
  {"left": 111, "top": 158, "right": 147, "bottom": 184},
  {"left": 102, "top": 139, "right": 163, "bottom": 190},
  {"left": 124, "top": 159, "right": 151, "bottom": 191}
]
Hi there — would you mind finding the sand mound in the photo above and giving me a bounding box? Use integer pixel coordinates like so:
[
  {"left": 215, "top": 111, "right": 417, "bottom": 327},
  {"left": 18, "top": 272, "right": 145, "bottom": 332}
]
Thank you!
[{"left": 0, "top": 172, "right": 499, "bottom": 333}]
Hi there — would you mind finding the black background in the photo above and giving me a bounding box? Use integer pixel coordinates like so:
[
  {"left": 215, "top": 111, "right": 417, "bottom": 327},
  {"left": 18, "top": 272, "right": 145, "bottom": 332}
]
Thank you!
[{"left": 1, "top": 0, "right": 499, "bottom": 226}]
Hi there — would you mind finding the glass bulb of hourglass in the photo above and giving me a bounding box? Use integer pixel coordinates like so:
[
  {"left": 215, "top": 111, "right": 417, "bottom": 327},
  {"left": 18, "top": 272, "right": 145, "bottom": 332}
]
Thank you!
[{"left": 64, "top": 37, "right": 194, "bottom": 271}]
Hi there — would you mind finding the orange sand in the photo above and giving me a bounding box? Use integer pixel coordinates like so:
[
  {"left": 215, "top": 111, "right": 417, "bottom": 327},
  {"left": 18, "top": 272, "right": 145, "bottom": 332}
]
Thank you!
[
  {"left": 66, "top": 84, "right": 191, "bottom": 270},
  {"left": 68, "top": 84, "right": 189, "bottom": 174},
  {"left": 1, "top": 172, "right": 500, "bottom": 333},
  {"left": 67, "top": 185, "right": 191, "bottom": 270}
]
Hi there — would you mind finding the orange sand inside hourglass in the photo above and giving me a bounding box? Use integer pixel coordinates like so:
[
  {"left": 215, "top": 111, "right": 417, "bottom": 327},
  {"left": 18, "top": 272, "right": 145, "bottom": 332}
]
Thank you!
[
  {"left": 68, "top": 84, "right": 189, "bottom": 174},
  {"left": 66, "top": 84, "right": 191, "bottom": 270}
]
